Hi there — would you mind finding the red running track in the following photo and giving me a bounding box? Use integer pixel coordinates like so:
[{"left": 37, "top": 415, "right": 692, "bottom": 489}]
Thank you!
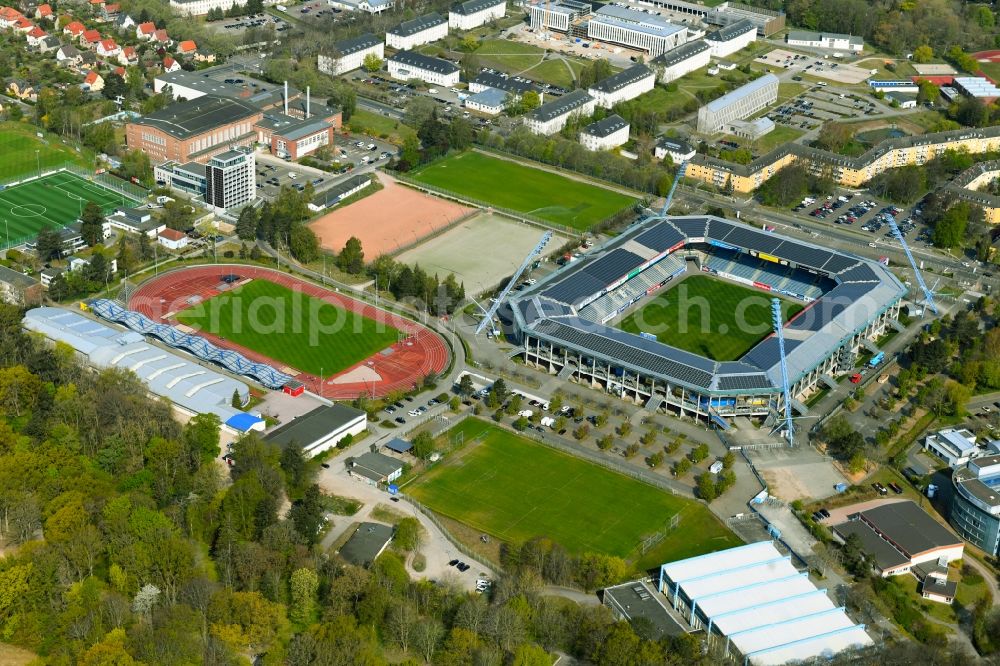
[{"left": 129, "top": 265, "right": 450, "bottom": 400}]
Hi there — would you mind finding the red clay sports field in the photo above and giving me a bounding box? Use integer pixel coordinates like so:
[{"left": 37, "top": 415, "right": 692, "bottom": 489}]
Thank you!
[{"left": 129, "top": 265, "right": 449, "bottom": 400}]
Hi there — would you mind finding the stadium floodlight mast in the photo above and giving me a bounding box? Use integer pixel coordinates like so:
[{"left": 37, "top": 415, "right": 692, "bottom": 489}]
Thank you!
[
  {"left": 475, "top": 231, "right": 553, "bottom": 335},
  {"left": 659, "top": 162, "right": 687, "bottom": 217},
  {"left": 771, "top": 298, "right": 795, "bottom": 446},
  {"left": 886, "top": 214, "right": 938, "bottom": 315}
]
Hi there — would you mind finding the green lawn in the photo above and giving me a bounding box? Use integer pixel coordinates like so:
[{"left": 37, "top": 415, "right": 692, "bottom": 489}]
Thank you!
[
  {"left": 176, "top": 279, "right": 401, "bottom": 376},
  {"left": 474, "top": 38, "right": 546, "bottom": 72},
  {"left": 348, "top": 109, "right": 416, "bottom": 146},
  {"left": 407, "top": 419, "right": 741, "bottom": 565},
  {"left": 724, "top": 125, "right": 805, "bottom": 154},
  {"left": 617, "top": 275, "right": 804, "bottom": 361},
  {"left": 0, "top": 171, "right": 135, "bottom": 248},
  {"left": 408, "top": 151, "right": 637, "bottom": 230},
  {"left": 0, "top": 122, "right": 91, "bottom": 182},
  {"left": 522, "top": 57, "right": 586, "bottom": 89}
]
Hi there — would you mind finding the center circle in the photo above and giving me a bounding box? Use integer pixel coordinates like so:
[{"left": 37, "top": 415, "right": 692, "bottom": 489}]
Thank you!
[{"left": 10, "top": 204, "right": 45, "bottom": 218}]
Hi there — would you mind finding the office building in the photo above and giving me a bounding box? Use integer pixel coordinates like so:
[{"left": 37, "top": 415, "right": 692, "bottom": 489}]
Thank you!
[
  {"left": 386, "top": 13, "right": 447, "bottom": 50},
  {"left": 464, "top": 87, "right": 508, "bottom": 114},
  {"left": 951, "top": 454, "right": 1000, "bottom": 556},
  {"left": 786, "top": 30, "right": 863, "bottom": 52},
  {"left": 449, "top": 0, "right": 505, "bottom": 29},
  {"left": 587, "top": 5, "right": 687, "bottom": 57},
  {"left": 154, "top": 161, "right": 207, "bottom": 197},
  {"left": 704, "top": 19, "right": 755, "bottom": 58},
  {"left": 527, "top": 0, "right": 590, "bottom": 32},
  {"left": 696, "top": 73, "right": 778, "bottom": 134},
  {"left": 328, "top": 0, "right": 394, "bottom": 13},
  {"left": 587, "top": 63, "right": 654, "bottom": 108},
  {"left": 924, "top": 428, "right": 979, "bottom": 467},
  {"left": 265, "top": 404, "right": 367, "bottom": 458},
  {"left": 318, "top": 33, "right": 384, "bottom": 75},
  {"left": 655, "top": 137, "right": 696, "bottom": 163},
  {"left": 525, "top": 89, "right": 594, "bottom": 134},
  {"left": 205, "top": 148, "right": 255, "bottom": 210},
  {"left": 387, "top": 50, "right": 460, "bottom": 87},
  {"left": 653, "top": 39, "right": 711, "bottom": 83},
  {"left": 580, "top": 114, "right": 629, "bottom": 151},
  {"left": 469, "top": 70, "right": 537, "bottom": 97}
]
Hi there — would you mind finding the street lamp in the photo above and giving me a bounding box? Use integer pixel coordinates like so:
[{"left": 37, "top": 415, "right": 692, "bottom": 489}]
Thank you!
[{"left": 35, "top": 150, "right": 39, "bottom": 176}]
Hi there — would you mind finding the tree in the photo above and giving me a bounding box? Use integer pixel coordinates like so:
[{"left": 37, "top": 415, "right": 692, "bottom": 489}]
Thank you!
[
  {"left": 289, "top": 567, "right": 318, "bottom": 624},
  {"left": 647, "top": 451, "right": 664, "bottom": 468},
  {"left": 337, "top": 236, "right": 365, "bottom": 274},
  {"left": 35, "top": 227, "right": 64, "bottom": 261},
  {"left": 235, "top": 206, "right": 259, "bottom": 241},
  {"left": 362, "top": 53, "right": 383, "bottom": 73},
  {"left": 411, "top": 431, "right": 434, "bottom": 459},
  {"left": 289, "top": 484, "right": 325, "bottom": 544},
  {"left": 80, "top": 202, "right": 105, "bottom": 246},
  {"left": 597, "top": 434, "right": 613, "bottom": 450},
  {"left": 912, "top": 45, "right": 934, "bottom": 63},
  {"left": 289, "top": 224, "right": 319, "bottom": 263},
  {"left": 512, "top": 643, "right": 551, "bottom": 666},
  {"left": 458, "top": 374, "right": 475, "bottom": 397},
  {"left": 673, "top": 458, "right": 691, "bottom": 477},
  {"left": 697, "top": 472, "right": 718, "bottom": 501},
  {"left": 394, "top": 517, "right": 422, "bottom": 552}
]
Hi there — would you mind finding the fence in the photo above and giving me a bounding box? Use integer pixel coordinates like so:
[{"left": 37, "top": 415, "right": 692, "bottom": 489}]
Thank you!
[
  {"left": 399, "top": 494, "right": 504, "bottom": 575},
  {"left": 64, "top": 163, "right": 149, "bottom": 202}
]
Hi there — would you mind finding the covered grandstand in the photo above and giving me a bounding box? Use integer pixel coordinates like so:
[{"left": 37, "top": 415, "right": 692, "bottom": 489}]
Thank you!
[
  {"left": 23, "top": 306, "right": 264, "bottom": 429},
  {"left": 658, "top": 541, "right": 872, "bottom": 664},
  {"left": 506, "top": 215, "right": 906, "bottom": 422}
]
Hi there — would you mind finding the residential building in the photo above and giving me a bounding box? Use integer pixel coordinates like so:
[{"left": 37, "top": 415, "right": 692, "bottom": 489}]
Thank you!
[
  {"left": 170, "top": 0, "right": 244, "bottom": 16},
  {"left": 448, "top": 0, "right": 505, "bottom": 30},
  {"left": 95, "top": 37, "right": 119, "bottom": 57},
  {"left": 832, "top": 500, "right": 965, "bottom": 576},
  {"left": 652, "top": 39, "right": 710, "bottom": 83},
  {"left": 125, "top": 95, "right": 261, "bottom": 163},
  {"left": 587, "top": 5, "right": 688, "bottom": 58},
  {"left": 135, "top": 21, "right": 155, "bottom": 39},
  {"left": 56, "top": 44, "right": 81, "bottom": 63},
  {"left": 386, "top": 13, "right": 447, "bottom": 50},
  {"left": 37, "top": 35, "right": 59, "bottom": 52},
  {"left": 106, "top": 207, "right": 165, "bottom": 238},
  {"left": 176, "top": 39, "right": 196, "bottom": 54},
  {"left": 162, "top": 56, "right": 180, "bottom": 73},
  {"left": 704, "top": 19, "right": 755, "bottom": 58},
  {"left": 83, "top": 70, "right": 104, "bottom": 91},
  {"left": 786, "top": 30, "right": 863, "bottom": 52},
  {"left": 338, "top": 523, "right": 393, "bottom": 567},
  {"left": 25, "top": 26, "right": 47, "bottom": 47},
  {"left": 581, "top": 114, "right": 629, "bottom": 151},
  {"left": 35, "top": 4, "right": 53, "bottom": 20},
  {"left": 658, "top": 541, "right": 873, "bottom": 663},
  {"left": 655, "top": 137, "right": 696, "bottom": 163},
  {"left": 39, "top": 267, "right": 63, "bottom": 287},
  {"left": 265, "top": 404, "right": 367, "bottom": 458},
  {"left": 348, "top": 448, "right": 404, "bottom": 485},
  {"left": 204, "top": 148, "right": 255, "bottom": 210},
  {"left": 115, "top": 13, "right": 135, "bottom": 30},
  {"left": 950, "top": 454, "right": 1000, "bottom": 556},
  {"left": 464, "top": 86, "right": 508, "bottom": 114},
  {"left": 0, "top": 265, "right": 40, "bottom": 305},
  {"left": 318, "top": 33, "right": 383, "bottom": 75},
  {"left": 587, "top": 63, "right": 654, "bottom": 107},
  {"left": 525, "top": 88, "right": 595, "bottom": 135},
  {"left": 387, "top": 50, "right": 460, "bottom": 87},
  {"left": 118, "top": 45, "right": 136, "bottom": 65},
  {"left": 157, "top": 227, "right": 189, "bottom": 250},
  {"left": 80, "top": 29, "right": 101, "bottom": 48},
  {"left": 696, "top": 73, "right": 778, "bottom": 134},
  {"left": 469, "top": 70, "right": 537, "bottom": 96},
  {"left": 924, "top": 428, "right": 979, "bottom": 467},
  {"left": 328, "top": 0, "right": 394, "bottom": 13}
]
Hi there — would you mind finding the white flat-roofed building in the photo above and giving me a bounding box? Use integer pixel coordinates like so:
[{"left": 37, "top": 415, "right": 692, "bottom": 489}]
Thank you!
[
  {"left": 704, "top": 19, "right": 755, "bottom": 58},
  {"left": 464, "top": 87, "right": 508, "bottom": 114},
  {"left": 449, "top": 0, "right": 505, "bottom": 30},
  {"left": 527, "top": 0, "right": 590, "bottom": 32},
  {"left": 655, "top": 137, "right": 696, "bottom": 163},
  {"left": 786, "top": 30, "right": 863, "bottom": 52},
  {"left": 652, "top": 39, "right": 710, "bottom": 83},
  {"left": 328, "top": 0, "right": 393, "bottom": 13},
  {"left": 953, "top": 76, "right": 1000, "bottom": 101},
  {"left": 924, "top": 428, "right": 979, "bottom": 467},
  {"left": 696, "top": 73, "right": 778, "bottom": 134},
  {"left": 728, "top": 116, "right": 774, "bottom": 140},
  {"left": 386, "top": 13, "right": 447, "bottom": 50},
  {"left": 657, "top": 541, "right": 873, "bottom": 665},
  {"left": 387, "top": 50, "right": 460, "bottom": 86},
  {"left": 169, "top": 0, "right": 244, "bottom": 16},
  {"left": 581, "top": 114, "right": 629, "bottom": 151},
  {"left": 587, "top": 5, "right": 687, "bottom": 57},
  {"left": 318, "top": 33, "right": 384, "bottom": 75},
  {"left": 587, "top": 63, "right": 654, "bottom": 107},
  {"left": 524, "top": 88, "right": 594, "bottom": 134},
  {"left": 205, "top": 147, "right": 255, "bottom": 211}
]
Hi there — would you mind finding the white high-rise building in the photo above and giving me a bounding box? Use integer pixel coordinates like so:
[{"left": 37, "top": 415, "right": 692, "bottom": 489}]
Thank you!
[{"left": 205, "top": 148, "right": 255, "bottom": 211}]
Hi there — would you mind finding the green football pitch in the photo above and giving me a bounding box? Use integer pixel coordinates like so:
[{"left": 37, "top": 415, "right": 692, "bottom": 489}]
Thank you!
[
  {"left": 617, "top": 275, "right": 805, "bottom": 361},
  {"left": 0, "top": 122, "right": 92, "bottom": 182},
  {"left": 175, "top": 279, "right": 402, "bottom": 376},
  {"left": 407, "top": 151, "right": 637, "bottom": 231},
  {"left": 406, "top": 419, "right": 741, "bottom": 567},
  {"left": 0, "top": 171, "right": 136, "bottom": 248}
]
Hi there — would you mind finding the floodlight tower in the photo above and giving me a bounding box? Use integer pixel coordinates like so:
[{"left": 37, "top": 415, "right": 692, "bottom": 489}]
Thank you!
[
  {"left": 659, "top": 162, "right": 687, "bottom": 217},
  {"left": 886, "top": 214, "right": 938, "bottom": 315},
  {"left": 475, "top": 231, "right": 553, "bottom": 335},
  {"left": 771, "top": 298, "right": 795, "bottom": 446}
]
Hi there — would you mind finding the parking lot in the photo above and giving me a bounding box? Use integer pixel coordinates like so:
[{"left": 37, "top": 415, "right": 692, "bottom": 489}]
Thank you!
[
  {"left": 767, "top": 86, "right": 891, "bottom": 131},
  {"left": 351, "top": 73, "right": 508, "bottom": 128},
  {"left": 207, "top": 12, "right": 290, "bottom": 34},
  {"left": 755, "top": 49, "right": 871, "bottom": 84},
  {"left": 789, "top": 193, "right": 931, "bottom": 248}
]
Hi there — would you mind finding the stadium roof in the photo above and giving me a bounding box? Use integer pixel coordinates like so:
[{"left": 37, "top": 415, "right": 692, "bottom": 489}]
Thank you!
[
  {"left": 652, "top": 39, "right": 710, "bottom": 68},
  {"left": 389, "top": 50, "right": 459, "bottom": 75},
  {"left": 23, "top": 306, "right": 249, "bottom": 422},
  {"left": 132, "top": 95, "right": 259, "bottom": 139},
  {"left": 529, "top": 89, "right": 593, "bottom": 122},
  {"left": 659, "top": 542, "right": 872, "bottom": 665},
  {"left": 589, "top": 63, "right": 653, "bottom": 93},
  {"left": 509, "top": 215, "right": 906, "bottom": 395},
  {"left": 704, "top": 73, "right": 778, "bottom": 113},
  {"left": 388, "top": 12, "right": 446, "bottom": 36},
  {"left": 583, "top": 114, "right": 628, "bottom": 137}
]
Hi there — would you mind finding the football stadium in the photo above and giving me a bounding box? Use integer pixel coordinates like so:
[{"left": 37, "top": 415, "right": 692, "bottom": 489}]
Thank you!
[{"left": 505, "top": 215, "right": 907, "bottom": 425}]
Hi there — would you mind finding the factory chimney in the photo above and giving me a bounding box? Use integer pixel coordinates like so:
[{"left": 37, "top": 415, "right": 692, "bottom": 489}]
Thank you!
[
  {"left": 306, "top": 86, "right": 311, "bottom": 119},
  {"left": 283, "top": 80, "right": 288, "bottom": 115}
]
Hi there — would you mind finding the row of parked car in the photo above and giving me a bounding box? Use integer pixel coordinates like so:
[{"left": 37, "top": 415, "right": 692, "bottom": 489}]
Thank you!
[{"left": 872, "top": 481, "right": 904, "bottom": 496}]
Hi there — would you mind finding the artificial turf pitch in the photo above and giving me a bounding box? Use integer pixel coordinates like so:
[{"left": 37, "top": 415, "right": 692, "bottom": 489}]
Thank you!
[
  {"left": 0, "top": 171, "right": 135, "bottom": 247},
  {"left": 406, "top": 419, "right": 741, "bottom": 566},
  {"left": 617, "top": 275, "right": 805, "bottom": 361},
  {"left": 408, "top": 151, "right": 637, "bottom": 231},
  {"left": 175, "top": 279, "right": 402, "bottom": 376}
]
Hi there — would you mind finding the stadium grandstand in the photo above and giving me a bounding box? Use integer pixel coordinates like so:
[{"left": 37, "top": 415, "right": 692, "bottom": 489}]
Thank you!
[{"left": 505, "top": 215, "right": 906, "bottom": 425}]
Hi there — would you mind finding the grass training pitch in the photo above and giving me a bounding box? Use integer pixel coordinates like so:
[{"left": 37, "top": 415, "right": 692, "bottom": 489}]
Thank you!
[
  {"left": 0, "top": 171, "right": 135, "bottom": 247},
  {"left": 408, "top": 151, "right": 637, "bottom": 230},
  {"left": 617, "top": 275, "right": 804, "bottom": 361},
  {"left": 406, "top": 419, "right": 741, "bottom": 565},
  {"left": 0, "top": 122, "right": 91, "bottom": 182},
  {"left": 176, "top": 279, "right": 401, "bottom": 375}
]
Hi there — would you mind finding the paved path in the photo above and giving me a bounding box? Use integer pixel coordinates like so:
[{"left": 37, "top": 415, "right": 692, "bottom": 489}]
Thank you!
[{"left": 540, "top": 585, "right": 599, "bottom": 606}]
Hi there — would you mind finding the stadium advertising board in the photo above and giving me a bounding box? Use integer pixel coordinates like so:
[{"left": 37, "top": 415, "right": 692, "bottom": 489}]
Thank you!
[
  {"left": 688, "top": 237, "right": 705, "bottom": 244},
  {"left": 753, "top": 281, "right": 772, "bottom": 291},
  {"left": 720, "top": 271, "right": 753, "bottom": 287},
  {"left": 709, "top": 240, "right": 739, "bottom": 251},
  {"left": 749, "top": 249, "right": 789, "bottom": 266},
  {"left": 667, "top": 240, "right": 685, "bottom": 254},
  {"left": 639, "top": 331, "right": 657, "bottom": 341}
]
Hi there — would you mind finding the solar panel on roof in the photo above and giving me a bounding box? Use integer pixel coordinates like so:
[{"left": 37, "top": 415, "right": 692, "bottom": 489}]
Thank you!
[
  {"left": 670, "top": 217, "right": 710, "bottom": 237},
  {"left": 718, "top": 226, "right": 784, "bottom": 254},
  {"left": 838, "top": 264, "right": 880, "bottom": 283},
  {"left": 771, "top": 241, "right": 834, "bottom": 270},
  {"left": 717, "top": 374, "right": 774, "bottom": 391},
  {"left": 635, "top": 223, "right": 685, "bottom": 252},
  {"left": 821, "top": 254, "right": 858, "bottom": 274},
  {"left": 582, "top": 248, "right": 645, "bottom": 284}
]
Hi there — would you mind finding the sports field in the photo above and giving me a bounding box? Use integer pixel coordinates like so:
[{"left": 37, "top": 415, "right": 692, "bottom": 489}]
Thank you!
[
  {"left": 0, "top": 122, "right": 91, "bottom": 182},
  {"left": 408, "top": 151, "right": 637, "bottom": 230},
  {"left": 175, "top": 279, "right": 402, "bottom": 376},
  {"left": 406, "top": 419, "right": 741, "bottom": 565},
  {"left": 0, "top": 171, "right": 135, "bottom": 247},
  {"left": 617, "top": 275, "right": 804, "bottom": 361}
]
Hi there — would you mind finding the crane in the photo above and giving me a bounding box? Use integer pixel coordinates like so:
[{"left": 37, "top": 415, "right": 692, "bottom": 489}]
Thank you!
[
  {"left": 771, "top": 298, "right": 795, "bottom": 446},
  {"left": 475, "top": 231, "right": 553, "bottom": 335},
  {"left": 886, "top": 214, "right": 938, "bottom": 315}
]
